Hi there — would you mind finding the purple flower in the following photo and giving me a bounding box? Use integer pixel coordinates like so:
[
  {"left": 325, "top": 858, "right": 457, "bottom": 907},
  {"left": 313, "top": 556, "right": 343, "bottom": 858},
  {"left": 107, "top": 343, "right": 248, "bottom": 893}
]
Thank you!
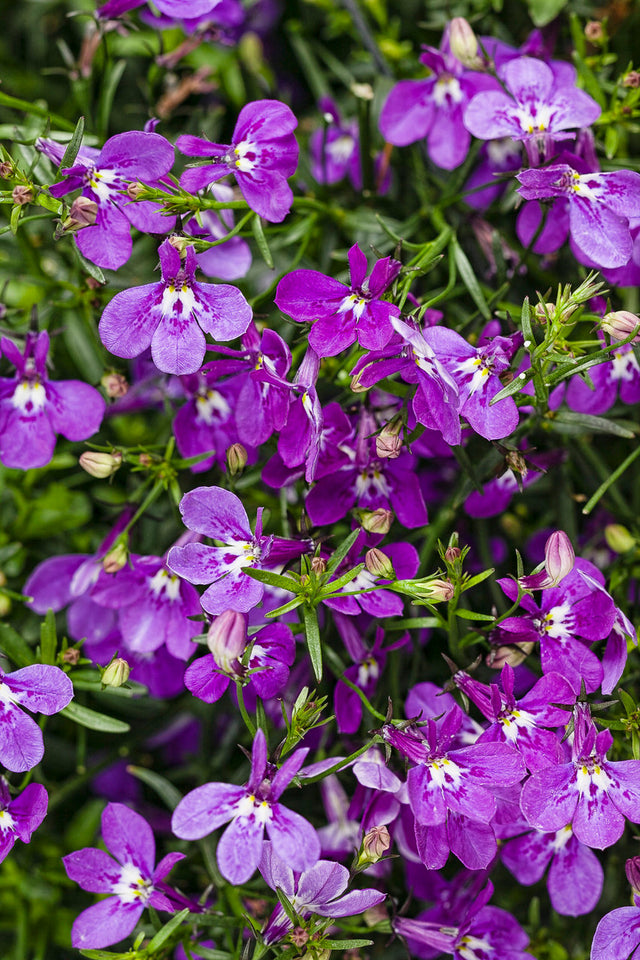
[
  {"left": 63, "top": 802, "right": 185, "bottom": 950},
  {"left": 173, "top": 370, "right": 249, "bottom": 473},
  {"left": 517, "top": 164, "right": 640, "bottom": 268},
  {"left": 310, "top": 97, "right": 360, "bottom": 185},
  {"left": 258, "top": 841, "right": 385, "bottom": 944},
  {"left": 520, "top": 704, "right": 640, "bottom": 849},
  {"left": 0, "top": 331, "right": 105, "bottom": 470},
  {"left": 0, "top": 777, "right": 48, "bottom": 864},
  {"left": 0, "top": 664, "right": 73, "bottom": 772},
  {"left": 177, "top": 100, "right": 299, "bottom": 222},
  {"left": 47, "top": 130, "right": 176, "bottom": 270},
  {"left": 167, "top": 485, "right": 310, "bottom": 615},
  {"left": 566, "top": 336, "right": 640, "bottom": 414},
  {"left": 464, "top": 57, "right": 600, "bottom": 165},
  {"left": 171, "top": 729, "right": 320, "bottom": 883},
  {"left": 99, "top": 240, "right": 252, "bottom": 375},
  {"left": 275, "top": 243, "right": 401, "bottom": 356}
]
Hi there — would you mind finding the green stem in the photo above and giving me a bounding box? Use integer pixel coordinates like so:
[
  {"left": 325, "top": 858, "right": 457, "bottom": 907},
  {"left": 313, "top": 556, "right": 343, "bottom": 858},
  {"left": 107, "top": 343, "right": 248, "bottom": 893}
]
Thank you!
[
  {"left": 235, "top": 681, "right": 256, "bottom": 736},
  {"left": 582, "top": 444, "right": 640, "bottom": 516}
]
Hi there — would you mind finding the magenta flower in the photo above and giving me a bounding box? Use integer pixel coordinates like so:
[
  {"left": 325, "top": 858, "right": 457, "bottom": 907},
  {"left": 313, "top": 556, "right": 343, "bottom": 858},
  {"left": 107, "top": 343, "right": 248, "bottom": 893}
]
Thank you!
[
  {"left": 177, "top": 100, "right": 299, "bottom": 222},
  {"left": 171, "top": 729, "right": 320, "bottom": 884},
  {"left": 275, "top": 243, "right": 401, "bottom": 356},
  {"left": 167, "top": 485, "right": 311, "bottom": 615},
  {"left": 47, "top": 130, "right": 176, "bottom": 270},
  {"left": 63, "top": 802, "right": 185, "bottom": 950},
  {"left": 0, "top": 777, "right": 48, "bottom": 864},
  {"left": 520, "top": 704, "right": 640, "bottom": 849},
  {"left": 0, "top": 664, "right": 73, "bottom": 772},
  {"left": 0, "top": 332, "right": 105, "bottom": 470},
  {"left": 99, "top": 240, "right": 252, "bottom": 375},
  {"left": 259, "top": 842, "right": 385, "bottom": 944}
]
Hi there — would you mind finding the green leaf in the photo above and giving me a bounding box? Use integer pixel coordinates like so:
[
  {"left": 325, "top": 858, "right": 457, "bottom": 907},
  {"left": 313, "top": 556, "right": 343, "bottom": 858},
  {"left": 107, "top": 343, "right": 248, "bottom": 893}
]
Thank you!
[
  {"left": 549, "top": 411, "right": 635, "bottom": 439},
  {"left": 79, "top": 951, "right": 129, "bottom": 959},
  {"left": 526, "top": 0, "right": 567, "bottom": 27},
  {"left": 57, "top": 116, "right": 85, "bottom": 179},
  {"left": 251, "top": 213, "right": 274, "bottom": 268},
  {"left": 490, "top": 370, "right": 533, "bottom": 404},
  {"left": 10, "top": 202, "right": 22, "bottom": 234},
  {"left": 147, "top": 907, "right": 190, "bottom": 951},
  {"left": 324, "top": 940, "right": 374, "bottom": 949},
  {"left": 61, "top": 311, "right": 106, "bottom": 384},
  {"left": 61, "top": 701, "right": 130, "bottom": 734},
  {"left": 452, "top": 239, "right": 491, "bottom": 320},
  {"left": 618, "top": 687, "right": 637, "bottom": 716},
  {"left": 127, "top": 765, "right": 183, "bottom": 810},
  {"left": 40, "top": 609, "right": 57, "bottom": 665},
  {"left": 303, "top": 603, "right": 323, "bottom": 682},
  {"left": 455, "top": 609, "right": 495, "bottom": 622},
  {"left": 17, "top": 482, "right": 92, "bottom": 539},
  {"left": 72, "top": 243, "right": 106, "bottom": 284},
  {"left": 462, "top": 567, "right": 496, "bottom": 591},
  {"left": 325, "top": 528, "right": 361, "bottom": 575},
  {"left": 0, "top": 622, "right": 35, "bottom": 667},
  {"left": 385, "top": 617, "right": 441, "bottom": 630},
  {"left": 243, "top": 567, "right": 301, "bottom": 592},
  {"left": 319, "top": 563, "right": 365, "bottom": 595},
  {"left": 97, "top": 60, "right": 127, "bottom": 137},
  {"left": 264, "top": 596, "right": 305, "bottom": 618}
]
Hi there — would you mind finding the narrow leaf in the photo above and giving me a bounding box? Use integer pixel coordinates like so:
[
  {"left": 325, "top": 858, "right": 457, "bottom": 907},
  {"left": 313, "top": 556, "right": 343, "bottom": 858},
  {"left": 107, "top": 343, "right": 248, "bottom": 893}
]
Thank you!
[
  {"left": 452, "top": 240, "right": 491, "bottom": 320},
  {"left": 61, "top": 702, "right": 130, "bottom": 734},
  {"left": 147, "top": 908, "right": 190, "bottom": 951},
  {"left": 126, "top": 765, "right": 183, "bottom": 810},
  {"left": 0, "top": 623, "right": 35, "bottom": 667},
  {"left": 303, "top": 603, "right": 323, "bottom": 682},
  {"left": 325, "top": 528, "right": 361, "bottom": 575},
  {"left": 251, "top": 213, "right": 274, "bottom": 268},
  {"left": 243, "top": 567, "right": 301, "bottom": 592},
  {"left": 57, "top": 116, "right": 85, "bottom": 179},
  {"left": 455, "top": 609, "right": 495, "bottom": 622},
  {"left": 40, "top": 609, "right": 57, "bottom": 665}
]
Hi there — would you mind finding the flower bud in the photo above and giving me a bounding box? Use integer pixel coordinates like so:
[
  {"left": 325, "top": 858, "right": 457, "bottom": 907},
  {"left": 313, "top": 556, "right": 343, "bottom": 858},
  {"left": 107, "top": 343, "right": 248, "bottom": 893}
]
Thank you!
[
  {"left": 395, "top": 577, "right": 455, "bottom": 603},
  {"left": 102, "top": 656, "right": 130, "bottom": 688},
  {"left": 585, "top": 20, "right": 604, "bottom": 43},
  {"left": 0, "top": 594, "right": 11, "bottom": 618},
  {"left": 138, "top": 453, "right": 154, "bottom": 468},
  {"left": 101, "top": 372, "right": 129, "bottom": 398},
  {"left": 624, "top": 71, "right": 640, "bottom": 88},
  {"left": 79, "top": 450, "right": 122, "bottom": 479},
  {"left": 365, "top": 548, "right": 395, "bottom": 580},
  {"left": 605, "top": 523, "right": 636, "bottom": 554},
  {"left": 544, "top": 530, "right": 574, "bottom": 584},
  {"left": 63, "top": 195, "right": 98, "bottom": 232},
  {"left": 361, "top": 824, "right": 391, "bottom": 862},
  {"left": 487, "top": 641, "right": 534, "bottom": 669},
  {"left": 626, "top": 857, "right": 640, "bottom": 894},
  {"left": 311, "top": 556, "right": 327, "bottom": 576},
  {"left": 360, "top": 508, "right": 393, "bottom": 535},
  {"left": 0, "top": 161, "right": 13, "bottom": 178},
  {"left": 449, "top": 17, "right": 481, "bottom": 68},
  {"left": 600, "top": 310, "right": 640, "bottom": 343},
  {"left": 126, "top": 181, "right": 145, "bottom": 200},
  {"left": 12, "top": 185, "right": 33, "bottom": 205},
  {"left": 351, "top": 82, "right": 374, "bottom": 101},
  {"left": 376, "top": 425, "right": 403, "bottom": 459},
  {"left": 226, "top": 443, "right": 248, "bottom": 476},
  {"left": 207, "top": 609, "right": 247, "bottom": 674},
  {"left": 168, "top": 234, "right": 190, "bottom": 254},
  {"left": 102, "top": 542, "right": 128, "bottom": 574},
  {"left": 62, "top": 647, "right": 80, "bottom": 665},
  {"left": 533, "top": 302, "right": 556, "bottom": 324},
  {"left": 445, "top": 546, "right": 461, "bottom": 563}
]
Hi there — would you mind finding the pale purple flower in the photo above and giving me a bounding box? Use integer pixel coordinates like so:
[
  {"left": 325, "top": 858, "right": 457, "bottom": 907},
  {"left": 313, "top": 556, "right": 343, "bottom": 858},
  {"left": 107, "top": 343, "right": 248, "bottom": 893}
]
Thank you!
[
  {"left": 0, "top": 664, "right": 73, "bottom": 772},
  {"left": 63, "top": 802, "right": 184, "bottom": 950},
  {"left": 0, "top": 331, "right": 105, "bottom": 470},
  {"left": 171, "top": 729, "right": 320, "bottom": 884},
  {"left": 464, "top": 56, "right": 601, "bottom": 165},
  {"left": 46, "top": 130, "right": 176, "bottom": 270},
  {"left": 591, "top": 865, "right": 640, "bottom": 960},
  {"left": 177, "top": 100, "right": 298, "bottom": 222},
  {"left": 275, "top": 243, "right": 401, "bottom": 356},
  {"left": 0, "top": 777, "right": 48, "bottom": 863},
  {"left": 259, "top": 841, "right": 385, "bottom": 944},
  {"left": 520, "top": 704, "right": 640, "bottom": 849},
  {"left": 167, "top": 485, "right": 311, "bottom": 615},
  {"left": 173, "top": 369, "right": 249, "bottom": 473},
  {"left": 99, "top": 240, "right": 252, "bottom": 375},
  {"left": 310, "top": 97, "right": 360, "bottom": 185}
]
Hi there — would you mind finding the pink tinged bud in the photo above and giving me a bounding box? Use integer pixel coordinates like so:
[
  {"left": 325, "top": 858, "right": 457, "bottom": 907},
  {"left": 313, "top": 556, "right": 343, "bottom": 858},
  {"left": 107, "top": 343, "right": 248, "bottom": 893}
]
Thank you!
[
  {"left": 102, "top": 542, "right": 128, "bottom": 574},
  {"left": 207, "top": 609, "right": 247, "bottom": 674},
  {"left": 360, "top": 508, "right": 393, "bottom": 535},
  {"left": 365, "top": 548, "right": 395, "bottom": 580},
  {"left": 126, "top": 181, "right": 145, "bottom": 200},
  {"left": 0, "top": 161, "right": 13, "bottom": 178},
  {"left": 79, "top": 450, "right": 122, "bottom": 478},
  {"left": 487, "top": 641, "right": 534, "bottom": 669},
  {"left": 226, "top": 443, "right": 248, "bottom": 476},
  {"left": 101, "top": 656, "right": 130, "bottom": 688},
  {"left": 605, "top": 524, "right": 636, "bottom": 553},
  {"left": 584, "top": 19, "right": 604, "bottom": 42},
  {"left": 421, "top": 578, "right": 455, "bottom": 602},
  {"left": 101, "top": 372, "right": 129, "bottom": 398},
  {"left": 12, "top": 185, "right": 33, "bottom": 205},
  {"left": 626, "top": 857, "right": 640, "bottom": 894},
  {"left": 545, "top": 530, "right": 574, "bottom": 584},
  {"left": 361, "top": 824, "right": 391, "bottom": 861},
  {"left": 449, "top": 17, "right": 481, "bottom": 68},
  {"left": 376, "top": 433, "right": 403, "bottom": 459},
  {"left": 311, "top": 556, "right": 327, "bottom": 576},
  {"left": 624, "top": 71, "right": 640, "bottom": 88},
  {"left": 600, "top": 310, "right": 640, "bottom": 343},
  {"left": 64, "top": 195, "right": 98, "bottom": 231},
  {"left": 445, "top": 546, "right": 461, "bottom": 562},
  {"left": 168, "top": 234, "right": 189, "bottom": 254}
]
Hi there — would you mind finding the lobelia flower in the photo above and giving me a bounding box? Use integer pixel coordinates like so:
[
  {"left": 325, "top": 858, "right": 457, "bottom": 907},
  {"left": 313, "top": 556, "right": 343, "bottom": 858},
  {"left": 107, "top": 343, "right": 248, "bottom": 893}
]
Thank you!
[
  {"left": 184, "top": 608, "right": 295, "bottom": 703},
  {"left": 0, "top": 664, "right": 73, "bottom": 772},
  {"left": 464, "top": 56, "right": 601, "bottom": 166},
  {"left": 99, "top": 240, "right": 252, "bottom": 375},
  {"left": 258, "top": 841, "right": 386, "bottom": 944},
  {"left": 171, "top": 728, "right": 320, "bottom": 884},
  {"left": 0, "top": 777, "right": 48, "bottom": 864},
  {"left": 45, "top": 130, "right": 176, "bottom": 270},
  {"left": 275, "top": 243, "right": 402, "bottom": 357},
  {"left": 310, "top": 97, "right": 360, "bottom": 186},
  {"left": 167, "top": 485, "right": 311, "bottom": 615},
  {"left": 0, "top": 331, "right": 105, "bottom": 470},
  {"left": 63, "top": 802, "right": 185, "bottom": 950},
  {"left": 172, "top": 368, "right": 250, "bottom": 473},
  {"left": 591, "top": 860, "right": 640, "bottom": 960},
  {"left": 518, "top": 529, "right": 575, "bottom": 590},
  {"left": 520, "top": 703, "right": 640, "bottom": 849},
  {"left": 501, "top": 822, "right": 603, "bottom": 917},
  {"left": 566, "top": 335, "right": 640, "bottom": 414},
  {"left": 516, "top": 163, "right": 640, "bottom": 269},
  {"left": 177, "top": 99, "right": 299, "bottom": 223}
]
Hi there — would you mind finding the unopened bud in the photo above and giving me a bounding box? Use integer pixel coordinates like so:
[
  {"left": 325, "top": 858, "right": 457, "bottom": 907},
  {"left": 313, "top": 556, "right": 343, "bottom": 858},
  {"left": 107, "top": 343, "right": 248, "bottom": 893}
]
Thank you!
[
  {"left": 62, "top": 647, "right": 80, "bottom": 665},
  {"left": 600, "top": 310, "right": 640, "bottom": 343},
  {"left": 350, "top": 370, "right": 369, "bottom": 393},
  {"left": 311, "top": 557, "right": 327, "bottom": 576},
  {"left": 624, "top": 71, "right": 640, "bottom": 88},
  {"left": 395, "top": 577, "right": 455, "bottom": 603},
  {"left": 168, "top": 234, "right": 189, "bottom": 254},
  {"left": 361, "top": 824, "right": 391, "bottom": 862},
  {"left": 626, "top": 857, "right": 640, "bottom": 894},
  {"left": 487, "top": 641, "right": 534, "bottom": 669},
  {"left": 505, "top": 450, "right": 528, "bottom": 478},
  {"left": 101, "top": 372, "right": 129, "bottom": 398},
  {"left": 0, "top": 161, "right": 13, "bottom": 178},
  {"left": 138, "top": 453, "right": 153, "bottom": 468},
  {"left": 0, "top": 571, "right": 6, "bottom": 589},
  {"left": 79, "top": 450, "right": 122, "bottom": 479},
  {"left": 0, "top": 594, "right": 11, "bottom": 618},
  {"left": 605, "top": 523, "right": 636, "bottom": 554},
  {"left": 102, "top": 542, "right": 128, "bottom": 574},
  {"left": 102, "top": 656, "right": 130, "bottom": 688},
  {"left": 585, "top": 20, "right": 604, "bottom": 42},
  {"left": 126, "top": 181, "right": 145, "bottom": 200},
  {"left": 290, "top": 927, "right": 309, "bottom": 948},
  {"left": 226, "top": 443, "right": 248, "bottom": 476},
  {"left": 63, "top": 195, "right": 98, "bottom": 231},
  {"left": 423, "top": 578, "right": 455, "bottom": 601},
  {"left": 534, "top": 302, "right": 556, "bottom": 324},
  {"left": 544, "top": 530, "right": 574, "bottom": 584},
  {"left": 360, "top": 508, "right": 393, "bottom": 535},
  {"left": 207, "top": 608, "right": 247, "bottom": 674},
  {"left": 376, "top": 425, "right": 403, "bottom": 459},
  {"left": 351, "top": 82, "right": 374, "bottom": 100},
  {"left": 365, "top": 548, "right": 395, "bottom": 580},
  {"left": 449, "top": 17, "right": 482, "bottom": 68},
  {"left": 445, "top": 546, "right": 461, "bottom": 563},
  {"left": 12, "top": 185, "right": 33, "bottom": 205}
]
